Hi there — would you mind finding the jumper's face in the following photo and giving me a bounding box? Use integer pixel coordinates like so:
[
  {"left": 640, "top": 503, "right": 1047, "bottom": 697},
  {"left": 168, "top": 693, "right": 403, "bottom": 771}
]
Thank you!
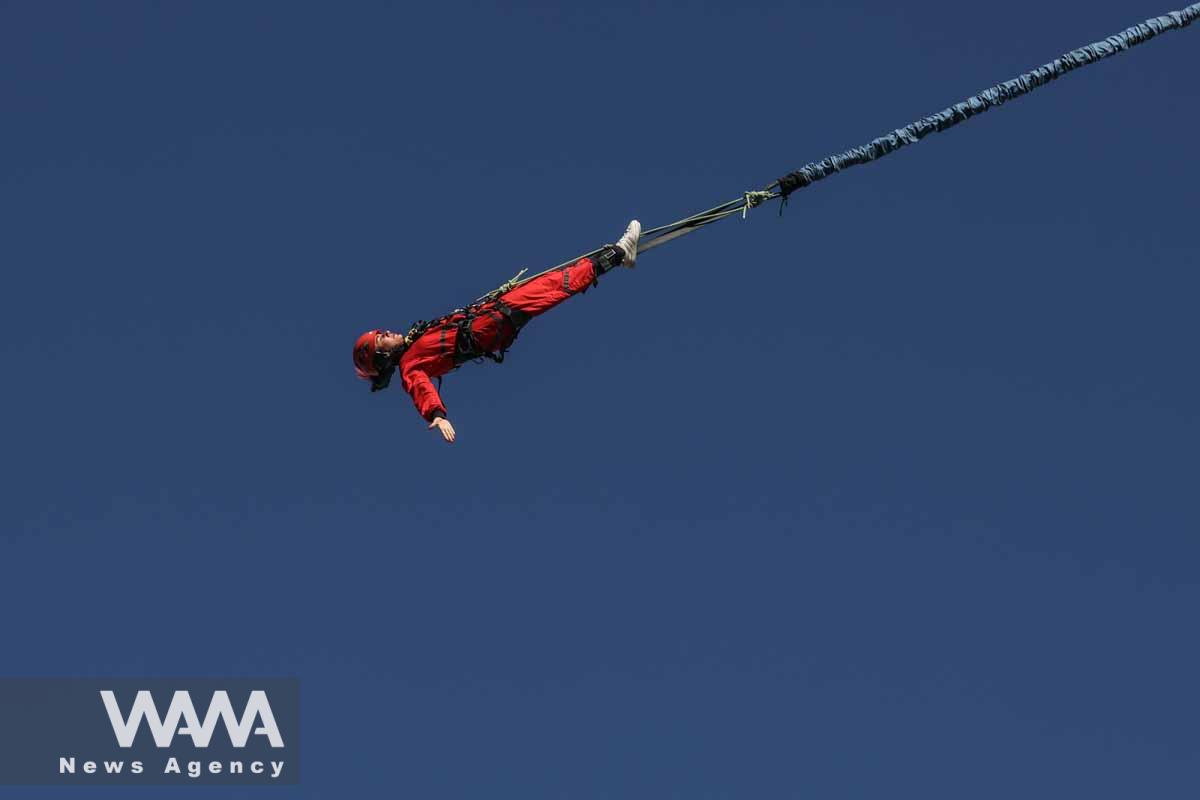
[{"left": 376, "top": 330, "right": 406, "bottom": 351}]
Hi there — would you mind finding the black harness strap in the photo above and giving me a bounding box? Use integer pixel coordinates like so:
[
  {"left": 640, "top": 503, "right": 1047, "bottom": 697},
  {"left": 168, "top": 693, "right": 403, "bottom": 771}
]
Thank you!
[
  {"left": 377, "top": 283, "right": 538, "bottom": 398},
  {"left": 447, "top": 299, "right": 529, "bottom": 366}
]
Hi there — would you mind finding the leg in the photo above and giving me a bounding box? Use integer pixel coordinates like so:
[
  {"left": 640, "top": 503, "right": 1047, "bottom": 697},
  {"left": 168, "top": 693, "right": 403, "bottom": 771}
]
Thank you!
[
  {"left": 464, "top": 254, "right": 611, "bottom": 356},
  {"left": 498, "top": 220, "right": 641, "bottom": 317},
  {"left": 498, "top": 256, "right": 605, "bottom": 318}
]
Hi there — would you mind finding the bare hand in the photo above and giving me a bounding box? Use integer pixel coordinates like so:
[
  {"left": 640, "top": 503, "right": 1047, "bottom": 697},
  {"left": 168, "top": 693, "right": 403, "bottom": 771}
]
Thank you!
[{"left": 429, "top": 416, "right": 456, "bottom": 443}]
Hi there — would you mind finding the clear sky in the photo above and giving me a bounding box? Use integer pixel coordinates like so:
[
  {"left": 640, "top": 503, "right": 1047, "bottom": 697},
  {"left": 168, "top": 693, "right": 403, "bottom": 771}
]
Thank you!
[{"left": 2, "top": 1, "right": 1198, "bottom": 797}]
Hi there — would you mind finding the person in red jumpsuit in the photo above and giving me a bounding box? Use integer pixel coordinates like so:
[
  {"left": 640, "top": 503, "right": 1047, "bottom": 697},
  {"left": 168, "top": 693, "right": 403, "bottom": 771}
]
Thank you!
[{"left": 353, "top": 220, "right": 641, "bottom": 443}]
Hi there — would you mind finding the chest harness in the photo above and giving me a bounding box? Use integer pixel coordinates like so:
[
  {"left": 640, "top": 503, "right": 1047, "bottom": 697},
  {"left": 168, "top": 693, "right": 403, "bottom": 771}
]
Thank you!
[
  {"left": 429, "top": 299, "right": 531, "bottom": 367},
  {"left": 369, "top": 298, "right": 530, "bottom": 393}
]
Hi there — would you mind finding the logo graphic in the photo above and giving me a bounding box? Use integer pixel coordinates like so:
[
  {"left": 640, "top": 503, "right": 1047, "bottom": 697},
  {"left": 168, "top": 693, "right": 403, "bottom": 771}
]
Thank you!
[
  {"left": 101, "top": 690, "right": 285, "bottom": 748},
  {"left": 0, "top": 679, "right": 299, "bottom": 785}
]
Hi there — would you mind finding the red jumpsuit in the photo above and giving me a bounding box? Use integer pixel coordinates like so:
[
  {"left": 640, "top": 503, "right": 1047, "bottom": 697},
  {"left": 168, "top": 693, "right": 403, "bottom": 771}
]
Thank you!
[{"left": 397, "top": 257, "right": 600, "bottom": 421}]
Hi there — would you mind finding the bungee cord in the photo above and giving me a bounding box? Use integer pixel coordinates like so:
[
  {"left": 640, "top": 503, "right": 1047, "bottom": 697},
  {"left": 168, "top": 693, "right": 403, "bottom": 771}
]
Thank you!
[{"left": 475, "top": 3, "right": 1198, "bottom": 304}]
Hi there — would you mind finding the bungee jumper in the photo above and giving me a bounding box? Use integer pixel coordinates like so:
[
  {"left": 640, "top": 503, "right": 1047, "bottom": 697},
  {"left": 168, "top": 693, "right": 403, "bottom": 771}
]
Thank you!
[
  {"left": 353, "top": 221, "right": 642, "bottom": 443},
  {"left": 353, "top": 4, "right": 1198, "bottom": 443}
]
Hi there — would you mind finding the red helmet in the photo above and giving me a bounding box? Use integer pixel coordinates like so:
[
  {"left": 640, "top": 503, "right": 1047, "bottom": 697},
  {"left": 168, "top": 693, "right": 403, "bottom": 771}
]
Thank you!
[{"left": 353, "top": 330, "right": 383, "bottom": 380}]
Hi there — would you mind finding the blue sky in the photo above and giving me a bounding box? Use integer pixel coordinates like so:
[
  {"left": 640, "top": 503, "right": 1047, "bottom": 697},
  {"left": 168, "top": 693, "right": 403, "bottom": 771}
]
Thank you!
[{"left": 2, "top": 1, "right": 1198, "bottom": 797}]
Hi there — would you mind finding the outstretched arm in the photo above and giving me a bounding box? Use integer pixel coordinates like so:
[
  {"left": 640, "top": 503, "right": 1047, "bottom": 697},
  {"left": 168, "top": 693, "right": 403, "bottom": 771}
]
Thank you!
[{"left": 401, "top": 368, "right": 456, "bottom": 443}]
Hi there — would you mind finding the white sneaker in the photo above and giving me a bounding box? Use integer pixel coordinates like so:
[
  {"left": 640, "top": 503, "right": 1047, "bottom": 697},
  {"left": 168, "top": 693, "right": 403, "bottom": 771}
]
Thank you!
[{"left": 615, "top": 219, "right": 641, "bottom": 268}]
